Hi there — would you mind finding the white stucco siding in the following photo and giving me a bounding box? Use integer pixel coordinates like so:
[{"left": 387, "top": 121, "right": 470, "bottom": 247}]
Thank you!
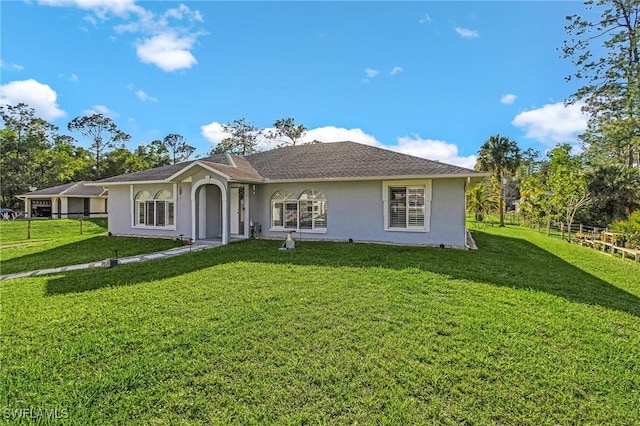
[
  {"left": 106, "top": 183, "right": 191, "bottom": 238},
  {"left": 107, "top": 186, "right": 131, "bottom": 235},
  {"left": 251, "top": 178, "right": 467, "bottom": 248},
  {"left": 89, "top": 197, "right": 107, "bottom": 217},
  {"left": 431, "top": 179, "right": 467, "bottom": 246}
]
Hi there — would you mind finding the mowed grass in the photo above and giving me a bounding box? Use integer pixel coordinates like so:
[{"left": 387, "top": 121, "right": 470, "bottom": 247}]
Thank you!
[
  {"left": 0, "top": 219, "right": 182, "bottom": 275},
  {"left": 1, "top": 226, "right": 639, "bottom": 424}
]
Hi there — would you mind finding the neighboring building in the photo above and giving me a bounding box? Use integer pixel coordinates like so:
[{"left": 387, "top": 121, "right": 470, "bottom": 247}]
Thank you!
[
  {"left": 91, "top": 142, "right": 486, "bottom": 248},
  {"left": 18, "top": 182, "right": 108, "bottom": 218}
]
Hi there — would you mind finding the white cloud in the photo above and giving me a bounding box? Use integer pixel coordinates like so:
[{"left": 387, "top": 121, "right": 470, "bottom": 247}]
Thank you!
[
  {"left": 390, "top": 135, "right": 477, "bottom": 169},
  {"left": 455, "top": 27, "right": 479, "bottom": 38},
  {"left": 57, "top": 72, "right": 78, "bottom": 81},
  {"left": 500, "top": 94, "right": 517, "bottom": 105},
  {"left": 163, "top": 4, "right": 203, "bottom": 22},
  {"left": 200, "top": 122, "right": 474, "bottom": 168},
  {"left": 83, "top": 14, "right": 98, "bottom": 27},
  {"left": 302, "top": 126, "right": 382, "bottom": 146},
  {"left": 135, "top": 89, "right": 157, "bottom": 102},
  {"left": 365, "top": 68, "right": 379, "bottom": 78},
  {"left": 136, "top": 32, "right": 198, "bottom": 72},
  {"left": 82, "top": 104, "right": 119, "bottom": 118},
  {"left": 512, "top": 101, "right": 588, "bottom": 144},
  {"left": 0, "top": 60, "right": 24, "bottom": 71},
  {"left": 390, "top": 66, "right": 403, "bottom": 76},
  {"left": 38, "top": 0, "right": 144, "bottom": 19},
  {"left": 200, "top": 123, "right": 381, "bottom": 152},
  {"left": 0, "top": 79, "right": 65, "bottom": 120},
  {"left": 40, "top": 0, "right": 204, "bottom": 72},
  {"left": 362, "top": 68, "right": 379, "bottom": 83},
  {"left": 200, "top": 122, "right": 231, "bottom": 146},
  {"left": 419, "top": 13, "right": 432, "bottom": 24}
]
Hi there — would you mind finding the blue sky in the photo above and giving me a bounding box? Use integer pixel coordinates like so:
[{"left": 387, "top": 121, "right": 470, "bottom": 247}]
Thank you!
[{"left": 1, "top": 1, "right": 592, "bottom": 168}]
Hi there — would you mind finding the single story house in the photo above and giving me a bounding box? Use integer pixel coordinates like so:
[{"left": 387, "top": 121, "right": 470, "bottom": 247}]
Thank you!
[
  {"left": 18, "top": 181, "right": 108, "bottom": 218},
  {"left": 91, "top": 142, "right": 486, "bottom": 248}
]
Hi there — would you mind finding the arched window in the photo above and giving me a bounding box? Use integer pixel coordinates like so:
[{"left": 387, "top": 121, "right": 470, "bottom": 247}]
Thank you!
[
  {"left": 270, "top": 189, "right": 328, "bottom": 231},
  {"left": 136, "top": 190, "right": 151, "bottom": 199},
  {"left": 271, "top": 190, "right": 297, "bottom": 229},
  {"left": 155, "top": 190, "right": 171, "bottom": 200},
  {"left": 299, "top": 189, "right": 327, "bottom": 230},
  {"left": 135, "top": 189, "right": 174, "bottom": 227}
]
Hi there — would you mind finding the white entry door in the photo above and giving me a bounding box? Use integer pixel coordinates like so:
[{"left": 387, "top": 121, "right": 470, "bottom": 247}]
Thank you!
[{"left": 230, "top": 187, "right": 244, "bottom": 235}]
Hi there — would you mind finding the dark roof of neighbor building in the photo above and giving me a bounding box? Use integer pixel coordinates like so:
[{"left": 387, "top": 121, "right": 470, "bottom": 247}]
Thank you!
[
  {"left": 18, "top": 181, "right": 107, "bottom": 197},
  {"left": 94, "top": 141, "right": 482, "bottom": 184}
]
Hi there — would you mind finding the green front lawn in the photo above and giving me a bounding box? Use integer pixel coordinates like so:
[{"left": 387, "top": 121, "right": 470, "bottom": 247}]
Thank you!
[
  {"left": 0, "top": 219, "right": 182, "bottom": 275},
  {"left": 1, "top": 226, "right": 639, "bottom": 424}
]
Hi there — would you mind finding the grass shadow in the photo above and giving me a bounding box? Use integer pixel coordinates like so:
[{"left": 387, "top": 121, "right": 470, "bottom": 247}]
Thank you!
[
  {"left": 43, "top": 232, "right": 640, "bottom": 317},
  {"left": 1, "top": 236, "right": 181, "bottom": 275}
]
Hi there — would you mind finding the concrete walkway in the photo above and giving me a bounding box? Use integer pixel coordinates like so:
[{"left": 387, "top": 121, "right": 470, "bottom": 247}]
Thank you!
[{"left": 0, "top": 244, "right": 216, "bottom": 281}]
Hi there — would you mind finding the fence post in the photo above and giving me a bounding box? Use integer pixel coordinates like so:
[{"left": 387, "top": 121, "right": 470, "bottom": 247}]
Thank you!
[
  {"left": 561, "top": 222, "right": 565, "bottom": 240},
  {"left": 579, "top": 224, "right": 583, "bottom": 234},
  {"left": 27, "top": 219, "right": 31, "bottom": 240},
  {"left": 79, "top": 215, "right": 83, "bottom": 235}
]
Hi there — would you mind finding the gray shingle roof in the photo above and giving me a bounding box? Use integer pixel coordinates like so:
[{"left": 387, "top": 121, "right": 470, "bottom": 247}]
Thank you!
[
  {"left": 245, "top": 141, "right": 479, "bottom": 180},
  {"left": 94, "top": 153, "right": 234, "bottom": 183},
  {"left": 19, "top": 181, "right": 107, "bottom": 197},
  {"left": 93, "top": 141, "right": 482, "bottom": 184},
  {"left": 200, "top": 155, "right": 263, "bottom": 181}
]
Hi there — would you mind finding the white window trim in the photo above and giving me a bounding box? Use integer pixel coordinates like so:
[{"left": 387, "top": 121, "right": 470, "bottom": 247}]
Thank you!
[
  {"left": 132, "top": 188, "right": 177, "bottom": 231},
  {"left": 382, "top": 180, "right": 432, "bottom": 232}
]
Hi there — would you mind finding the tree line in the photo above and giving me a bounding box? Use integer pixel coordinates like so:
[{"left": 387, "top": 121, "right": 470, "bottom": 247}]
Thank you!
[
  {"left": 472, "top": 0, "right": 640, "bottom": 230},
  {"left": 0, "top": 103, "right": 196, "bottom": 210},
  {"left": 471, "top": 134, "right": 640, "bottom": 231},
  {"left": 0, "top": 104, "right": 311, "bottom": 210}
]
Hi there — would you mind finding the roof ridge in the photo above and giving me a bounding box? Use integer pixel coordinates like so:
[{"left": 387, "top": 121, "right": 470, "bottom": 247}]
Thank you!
[
  {"left": 59, "top": 181, "right": 83, "bottom": 196},
  {"left": 225, "top": 152, "right": 237, "bottom": 168}
]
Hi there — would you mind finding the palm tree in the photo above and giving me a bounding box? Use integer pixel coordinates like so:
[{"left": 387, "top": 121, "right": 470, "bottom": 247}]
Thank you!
[
  {"left": 476, "top": 134, "right": 521, "bottom": 227},
  {"left": 467, "top": 180, "right": 499, "bottom": 221}
]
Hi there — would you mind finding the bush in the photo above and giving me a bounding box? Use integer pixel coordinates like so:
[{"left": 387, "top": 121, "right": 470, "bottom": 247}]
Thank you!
[{"left": 610, "top": 211, "right": 640, "bottom": 249}]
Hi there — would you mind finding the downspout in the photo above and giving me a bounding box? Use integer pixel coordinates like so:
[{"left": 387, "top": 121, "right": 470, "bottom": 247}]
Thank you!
[{"left": 464, "top": 177, "right": 470, "bottom": 249}]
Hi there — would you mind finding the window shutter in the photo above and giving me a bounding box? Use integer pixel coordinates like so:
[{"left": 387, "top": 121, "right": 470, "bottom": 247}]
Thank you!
[
  {"left": 389, "top": 187, "right": 407, "bottom": 228},
  {"left": 407, "top": 187, "right": 425, "bottom": 227}
]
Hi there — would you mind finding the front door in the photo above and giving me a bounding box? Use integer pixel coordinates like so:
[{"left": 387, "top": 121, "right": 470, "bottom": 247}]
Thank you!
[{"left": 230, "top": 187, "right": 244, "bottom": 235}]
